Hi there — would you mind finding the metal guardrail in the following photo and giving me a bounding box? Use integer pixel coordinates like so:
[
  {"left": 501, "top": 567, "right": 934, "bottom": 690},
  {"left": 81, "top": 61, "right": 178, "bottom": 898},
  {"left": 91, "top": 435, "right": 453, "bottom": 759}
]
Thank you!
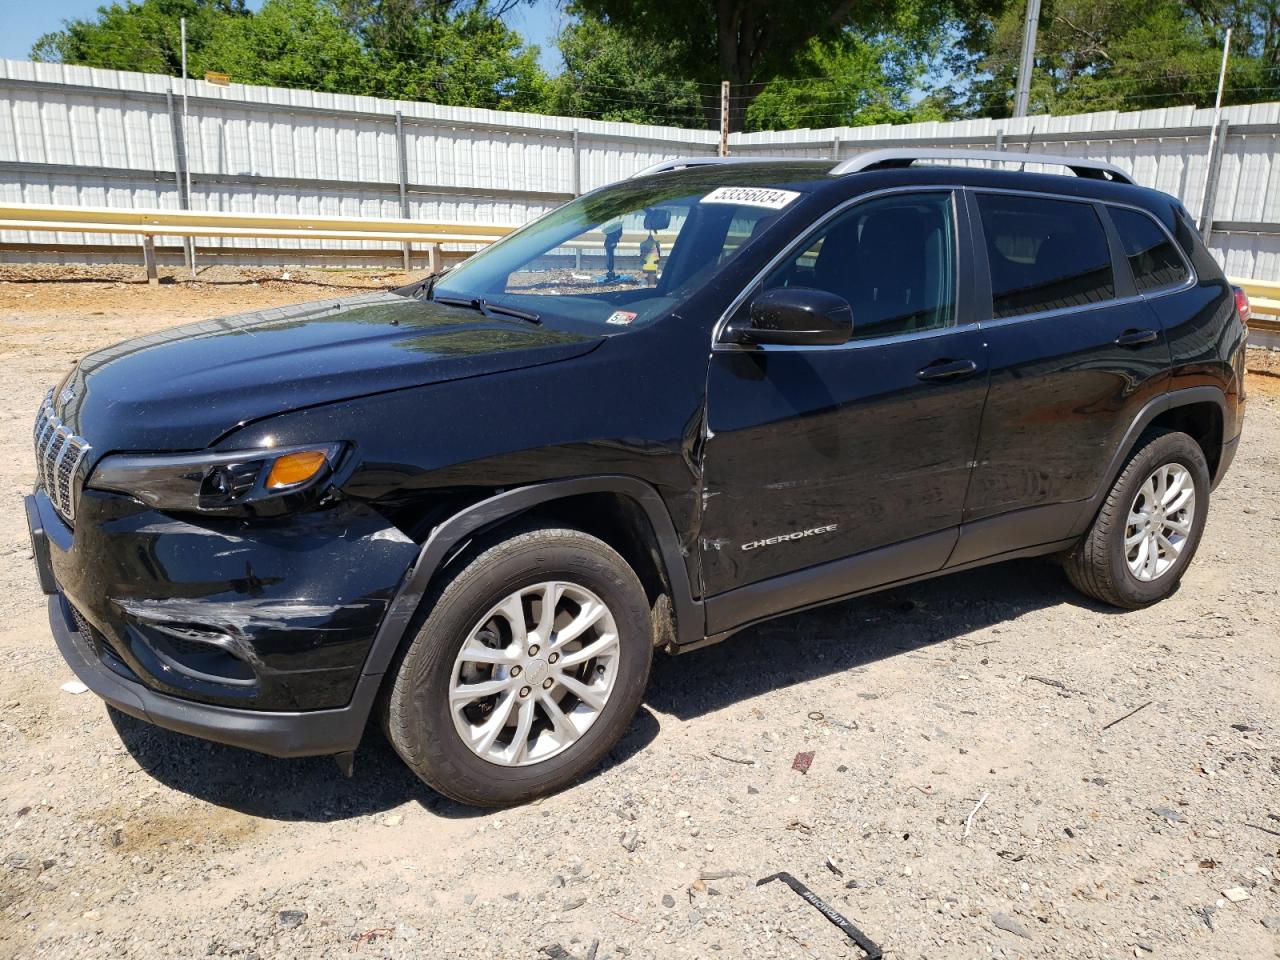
[
  {"left": 1230, "top": 277, "right": 1280, "bottom": 318},
  {"left": 1227, "top": 277, "right": 1280, "bottom": 350},
  {"left": 0, "top": 202, "right": 517, "bottom": 282}
]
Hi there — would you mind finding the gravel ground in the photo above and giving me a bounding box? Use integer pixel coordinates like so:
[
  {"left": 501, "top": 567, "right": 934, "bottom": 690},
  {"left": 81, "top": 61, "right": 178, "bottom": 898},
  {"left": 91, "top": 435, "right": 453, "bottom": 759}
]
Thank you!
[{"left": 1, "top": 268, "right": 1278, "bottom": 960}]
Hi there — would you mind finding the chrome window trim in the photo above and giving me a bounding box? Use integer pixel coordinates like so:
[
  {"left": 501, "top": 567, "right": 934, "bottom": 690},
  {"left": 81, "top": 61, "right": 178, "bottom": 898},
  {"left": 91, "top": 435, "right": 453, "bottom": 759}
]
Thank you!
[
  {"left": 977, "top": 292, "right": 1149, "bottom": 329},
  {"left": 711, "top": 184, "right": 966, "bottom": 352},
  {"left": 717, "top": 321, "right": 983, "bottom": 354},
  {"left": 969, "top": 188, "right": 1198, "bottom": 326},
  {"left": 1100, "top": 200, "right": 1198, "bottom": 300},
  {"left": 711, "top": 183, "right": 1199, "bottom": 351}
]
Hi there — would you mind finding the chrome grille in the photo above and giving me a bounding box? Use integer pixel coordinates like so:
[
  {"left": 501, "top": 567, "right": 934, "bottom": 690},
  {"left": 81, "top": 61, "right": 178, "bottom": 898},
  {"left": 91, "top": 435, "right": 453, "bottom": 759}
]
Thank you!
[{"left": 33, "top": 389, "right": 91, "bottom": 524}]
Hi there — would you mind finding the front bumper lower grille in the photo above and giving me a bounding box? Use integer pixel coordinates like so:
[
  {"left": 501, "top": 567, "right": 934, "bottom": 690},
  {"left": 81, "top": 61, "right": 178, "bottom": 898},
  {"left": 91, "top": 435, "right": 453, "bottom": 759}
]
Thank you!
[
  {"left": 68, "top": 603, "right": 137, "bottom": 682},
  {"left": 33, "top": 389, "right": 91, "bottom": 524}
]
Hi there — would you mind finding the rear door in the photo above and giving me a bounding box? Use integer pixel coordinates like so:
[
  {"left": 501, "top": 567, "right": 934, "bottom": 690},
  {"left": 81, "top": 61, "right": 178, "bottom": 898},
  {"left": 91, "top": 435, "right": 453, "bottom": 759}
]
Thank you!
[
  {"left": 954, "top": 189, "right": 1172, "bottom": 562},
  {"left": 699, "top": 189, "right": 990, "bottom": 606}
]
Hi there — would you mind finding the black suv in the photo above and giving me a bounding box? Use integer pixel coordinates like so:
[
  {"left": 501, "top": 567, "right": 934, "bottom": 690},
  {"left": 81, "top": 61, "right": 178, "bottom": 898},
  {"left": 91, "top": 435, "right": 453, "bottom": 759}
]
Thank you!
[{"left": 26, "top": 149, "right": 1246, "bottom": 806}]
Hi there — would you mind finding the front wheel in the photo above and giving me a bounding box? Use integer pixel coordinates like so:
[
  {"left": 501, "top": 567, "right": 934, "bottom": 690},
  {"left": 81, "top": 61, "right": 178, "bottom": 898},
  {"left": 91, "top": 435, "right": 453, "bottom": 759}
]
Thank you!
[
  {"left": 1065, "top": 429, "right": 1210, "bottom": 609},
  {"left": 382, "top": 526, "right": 653, "bottom": 807}
]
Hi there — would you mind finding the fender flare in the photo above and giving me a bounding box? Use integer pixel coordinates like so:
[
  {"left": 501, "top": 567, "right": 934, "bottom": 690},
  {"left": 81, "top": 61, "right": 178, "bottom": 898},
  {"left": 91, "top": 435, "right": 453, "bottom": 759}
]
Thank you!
[
  {"left": 1069, "top": 384, "right": 1229, "bottom": 537},
  {"left": 361, "top": 475, "right": 704, "bottom": 679}
]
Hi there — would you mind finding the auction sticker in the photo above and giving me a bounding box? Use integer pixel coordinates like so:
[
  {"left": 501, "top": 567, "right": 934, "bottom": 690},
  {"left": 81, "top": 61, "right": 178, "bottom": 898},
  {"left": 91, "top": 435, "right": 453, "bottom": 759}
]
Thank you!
[
  {"left": 700, "top": 186, "right": 800, "bottom": 210},
  {"left": 606, "top": 310, "right": 638, "bottom": 325}
]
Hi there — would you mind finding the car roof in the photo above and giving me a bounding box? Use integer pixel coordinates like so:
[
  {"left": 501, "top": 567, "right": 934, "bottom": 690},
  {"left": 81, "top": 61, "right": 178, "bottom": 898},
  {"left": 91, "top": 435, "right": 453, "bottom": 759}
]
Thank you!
[{"left": 632, "top": 151, "right": 1172, "bottom": 215}]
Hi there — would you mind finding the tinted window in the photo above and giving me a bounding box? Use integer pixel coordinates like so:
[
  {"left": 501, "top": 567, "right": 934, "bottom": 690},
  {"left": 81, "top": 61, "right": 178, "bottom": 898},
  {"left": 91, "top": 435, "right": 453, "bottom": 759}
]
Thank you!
[
  {"left": 432, "top": 169, "right": 816, "bottom": 328},
  {"left": 1110, "top": 206, "right": 1189, "bottom": 292},
  {"left": 762, "top": 192, "right": 956, "bottom": 340},
  {"left": 977, "top": 194, "right": 1115, "bottom": 319}
]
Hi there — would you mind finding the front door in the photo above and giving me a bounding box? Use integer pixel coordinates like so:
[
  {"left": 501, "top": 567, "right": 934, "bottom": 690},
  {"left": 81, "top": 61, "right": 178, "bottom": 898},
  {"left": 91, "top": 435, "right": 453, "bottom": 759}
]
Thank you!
[{"left": 698, "top": 189, "right": 990, "bottom": 621}]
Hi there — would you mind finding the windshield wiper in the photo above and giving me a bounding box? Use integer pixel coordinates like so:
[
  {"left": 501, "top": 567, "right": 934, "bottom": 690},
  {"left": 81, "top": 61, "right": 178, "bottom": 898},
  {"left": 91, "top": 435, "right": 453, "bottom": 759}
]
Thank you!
[{"left": 433, "top": 295, "right": 541, "bottom": 325}]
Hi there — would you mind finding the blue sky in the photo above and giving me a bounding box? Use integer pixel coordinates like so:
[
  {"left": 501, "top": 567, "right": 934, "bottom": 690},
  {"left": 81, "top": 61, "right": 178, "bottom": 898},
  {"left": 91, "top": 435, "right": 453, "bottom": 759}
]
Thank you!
[{"left": 0, "top": 0, "right": 567, "bottom": 71}]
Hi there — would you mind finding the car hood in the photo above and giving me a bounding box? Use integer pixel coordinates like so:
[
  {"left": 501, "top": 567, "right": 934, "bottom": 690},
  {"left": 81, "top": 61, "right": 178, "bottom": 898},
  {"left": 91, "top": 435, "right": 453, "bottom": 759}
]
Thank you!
[{"left": 55, "top": 292, "right": 602, "bottom": 455}]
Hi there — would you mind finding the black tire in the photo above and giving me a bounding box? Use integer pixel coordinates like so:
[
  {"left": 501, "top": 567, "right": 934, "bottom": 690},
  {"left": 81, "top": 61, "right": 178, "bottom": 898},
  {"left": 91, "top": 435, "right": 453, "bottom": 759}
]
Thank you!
[
  {"left": 1064, "top": 429, "right": 1210, "bottom": 609},
  {"left": 382, "top": 526, "right": 652, "bottom": 807}
]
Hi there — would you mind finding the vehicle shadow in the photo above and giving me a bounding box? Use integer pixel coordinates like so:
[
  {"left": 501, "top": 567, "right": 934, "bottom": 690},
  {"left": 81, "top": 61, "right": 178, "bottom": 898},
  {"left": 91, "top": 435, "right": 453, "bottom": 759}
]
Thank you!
[
  {"left": 646, "top": 556, "right": 1123, "bottom": 721},
  {"left": 109, "top": 556, "right": 1111, "bottom": 820},
  {"left": 108, "top": 700, "right": 660, "bottom": 823}
]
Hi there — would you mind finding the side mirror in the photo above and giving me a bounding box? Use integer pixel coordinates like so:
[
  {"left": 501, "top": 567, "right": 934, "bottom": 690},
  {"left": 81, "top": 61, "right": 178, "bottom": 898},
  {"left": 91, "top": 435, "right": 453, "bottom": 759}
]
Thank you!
[{"left": 735, "top": 287, "right": 853, "bottom": 346}]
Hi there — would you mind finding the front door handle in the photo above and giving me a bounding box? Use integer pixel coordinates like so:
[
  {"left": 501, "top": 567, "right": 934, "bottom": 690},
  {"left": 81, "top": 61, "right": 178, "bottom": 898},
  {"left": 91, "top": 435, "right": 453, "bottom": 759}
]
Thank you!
[
  {"left": 1114, "top": 328, "right": 1159, "bottom": 347},
  {"left": 916, "top": 358, "right": 978, "bottom": 382}
]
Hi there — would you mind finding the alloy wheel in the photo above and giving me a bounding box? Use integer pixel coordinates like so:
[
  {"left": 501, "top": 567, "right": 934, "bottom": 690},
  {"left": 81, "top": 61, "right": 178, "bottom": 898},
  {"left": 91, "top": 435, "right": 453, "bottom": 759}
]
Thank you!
[
  {"left": 448, "top": 581, "right": 620, "bottom": 766},
  {"left": 1125, "top": 462, "right": 1196, "bottom": 582}
]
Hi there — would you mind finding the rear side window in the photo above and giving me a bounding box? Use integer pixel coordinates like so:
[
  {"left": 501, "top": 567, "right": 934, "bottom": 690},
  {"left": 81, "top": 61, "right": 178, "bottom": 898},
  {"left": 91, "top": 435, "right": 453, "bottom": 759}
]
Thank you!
[
  {"left": 977, "top": 194, "right": 1115, "bottom": 319},
  {"left": 1109, "top": 207, "right": 1190, "bottom": 293}
]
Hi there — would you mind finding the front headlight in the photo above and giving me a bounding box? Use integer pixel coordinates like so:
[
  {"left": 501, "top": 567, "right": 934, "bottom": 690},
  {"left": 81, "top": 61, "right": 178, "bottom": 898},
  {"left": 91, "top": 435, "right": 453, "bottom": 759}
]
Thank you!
[{"left": 87, "top": 443, "right": 344, "bottom": 514}]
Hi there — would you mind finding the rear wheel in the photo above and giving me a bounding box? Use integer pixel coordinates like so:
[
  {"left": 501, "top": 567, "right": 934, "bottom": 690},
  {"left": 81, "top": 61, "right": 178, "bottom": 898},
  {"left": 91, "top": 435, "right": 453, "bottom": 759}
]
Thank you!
[
  {"left": 383, "top": 526, "right": 652, "bottom": 806},
  {"left": 1064, "top": 429, "right": 1210, "bottom": 609}
]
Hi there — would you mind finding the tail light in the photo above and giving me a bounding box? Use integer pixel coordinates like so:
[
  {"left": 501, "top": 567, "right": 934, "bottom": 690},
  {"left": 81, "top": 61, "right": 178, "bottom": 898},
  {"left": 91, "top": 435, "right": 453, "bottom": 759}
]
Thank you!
[{"left": 1233, "top": 285, "right": 1251, "bottom": 324}]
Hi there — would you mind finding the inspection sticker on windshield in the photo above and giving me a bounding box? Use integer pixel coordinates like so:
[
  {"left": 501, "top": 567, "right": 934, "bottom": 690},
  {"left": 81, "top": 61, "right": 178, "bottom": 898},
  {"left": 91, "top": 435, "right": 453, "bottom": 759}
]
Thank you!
[
  {"left": 701, "top": 186, "right": 800, "bottom": 210},
  {"left": 606, "top": 310, "right": 638, "bottom": 326}
]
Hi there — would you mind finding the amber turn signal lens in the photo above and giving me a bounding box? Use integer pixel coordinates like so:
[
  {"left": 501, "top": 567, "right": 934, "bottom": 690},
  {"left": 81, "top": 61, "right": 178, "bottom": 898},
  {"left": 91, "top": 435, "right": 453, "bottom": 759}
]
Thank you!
[{"left": 265, "top": 450, "right": 329, "bottom": 489}]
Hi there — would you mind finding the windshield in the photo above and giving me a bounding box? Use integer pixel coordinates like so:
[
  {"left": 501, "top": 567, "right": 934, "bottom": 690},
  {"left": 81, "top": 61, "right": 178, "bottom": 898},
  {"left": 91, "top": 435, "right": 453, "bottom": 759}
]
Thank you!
[{"left": 431, "top": 165, "right": 828, "bottom": 329}]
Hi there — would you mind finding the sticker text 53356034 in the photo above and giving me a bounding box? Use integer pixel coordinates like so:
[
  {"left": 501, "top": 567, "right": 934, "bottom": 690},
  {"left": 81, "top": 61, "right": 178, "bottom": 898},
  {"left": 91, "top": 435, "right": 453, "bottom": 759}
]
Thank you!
[{"left": 700, "top": 186, "right": 801, "bottom": 210}]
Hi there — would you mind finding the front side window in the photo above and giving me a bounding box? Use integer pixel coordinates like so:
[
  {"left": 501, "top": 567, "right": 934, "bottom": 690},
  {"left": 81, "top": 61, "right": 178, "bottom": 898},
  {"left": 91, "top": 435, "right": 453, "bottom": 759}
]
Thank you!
[
  {"left": 1109, "top": 206, "right": 1190, "bottom": 293},
  {"left": 760, "top": 191, "right": 957, "bottom": 340},
  {"left": 432, "top": 172, "right": 823, "bottom": 329},
  {"left": 977, "top": 193, "right": 1115, "bottom": 319}
]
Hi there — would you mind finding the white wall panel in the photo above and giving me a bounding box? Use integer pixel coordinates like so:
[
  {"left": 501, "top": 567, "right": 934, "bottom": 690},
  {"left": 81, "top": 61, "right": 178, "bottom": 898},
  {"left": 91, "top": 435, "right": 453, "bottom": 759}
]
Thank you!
[{"left": 0, "top": 58, "right": 1275, "bottom": 275}]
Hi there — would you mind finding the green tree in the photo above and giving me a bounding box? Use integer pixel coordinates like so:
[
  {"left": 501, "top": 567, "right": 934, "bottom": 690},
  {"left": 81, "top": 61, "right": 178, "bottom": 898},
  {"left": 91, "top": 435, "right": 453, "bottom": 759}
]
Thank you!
[
  {"left": 198, "top": 0, "right": 371, "bottom": 92},
  {"left": 958, "top": 0, "right": 1280, "bottom": 117},
  {"left": 548, "top": 13, "right": 708, "bottom": 125},
  {"left": 31, "top": 0, "right": 550, "bottom": 112},
  {"left": 31, "top": 0, "right": 248, "bottom": 75},
  {"left": 744, "top": 25, "right": 949, "bottom": 130},
  {"left": 360, "top": 6, "right": 550, "bottom": 109},
  {"left": 570, "top": 0, "right": 1003, "bottom": 124}
]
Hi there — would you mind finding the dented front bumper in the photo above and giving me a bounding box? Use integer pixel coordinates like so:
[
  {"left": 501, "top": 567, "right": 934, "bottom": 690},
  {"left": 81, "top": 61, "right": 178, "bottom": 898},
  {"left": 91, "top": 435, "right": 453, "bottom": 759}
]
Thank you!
[
  {"left": 28, "top": 489, "right": 420, "bottom": 714},
  {"left": 45, "top": 592, "right": 381, "bottom": 757}
]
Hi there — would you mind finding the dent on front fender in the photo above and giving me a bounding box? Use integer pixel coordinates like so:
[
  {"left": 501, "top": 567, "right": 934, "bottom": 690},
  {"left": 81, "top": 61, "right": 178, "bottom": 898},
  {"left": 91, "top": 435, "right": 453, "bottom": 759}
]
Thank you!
[{"left": 49, "top": 491, "right": 422, "bottom": 711}]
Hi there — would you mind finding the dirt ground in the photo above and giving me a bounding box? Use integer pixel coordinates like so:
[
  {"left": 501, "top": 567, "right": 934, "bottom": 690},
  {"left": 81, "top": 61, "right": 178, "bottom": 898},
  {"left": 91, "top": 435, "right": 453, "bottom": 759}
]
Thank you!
[{"left": 1, "top": 265, "right": 1278, "bottom": 960}]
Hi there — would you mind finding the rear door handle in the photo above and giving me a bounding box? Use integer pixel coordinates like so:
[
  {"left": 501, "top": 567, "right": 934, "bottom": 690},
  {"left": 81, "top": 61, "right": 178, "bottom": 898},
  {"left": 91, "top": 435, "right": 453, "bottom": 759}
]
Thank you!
[
  {"left": 1114, "top": 328, "right": 1158, "bottom": 347},
  {"left": 916, "top": 358, "right": 978, "bottom": 382}
]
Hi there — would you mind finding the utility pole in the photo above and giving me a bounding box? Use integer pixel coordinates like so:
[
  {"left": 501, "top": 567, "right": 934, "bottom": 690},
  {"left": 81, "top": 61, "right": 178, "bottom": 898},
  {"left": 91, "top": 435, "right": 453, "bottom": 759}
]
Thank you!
[
  {"left": 180, "top": 17, "right": 196, "bottom": 276},
  {"left": 1012, "top": 0, "right": 1042, "bottom": 118},
  {"left": 719, "top": 81, "right": 730, "bottom": 157},
  {"left": 1199, "top": 28, "right": 1233, "bottom": 236}
]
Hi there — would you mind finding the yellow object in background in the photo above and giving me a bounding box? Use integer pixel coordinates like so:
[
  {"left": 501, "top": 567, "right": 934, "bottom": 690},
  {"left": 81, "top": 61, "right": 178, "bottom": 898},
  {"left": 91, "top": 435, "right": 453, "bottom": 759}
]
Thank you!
[{"left": 640, "top": 231, "right": 661, "bottom": 284}]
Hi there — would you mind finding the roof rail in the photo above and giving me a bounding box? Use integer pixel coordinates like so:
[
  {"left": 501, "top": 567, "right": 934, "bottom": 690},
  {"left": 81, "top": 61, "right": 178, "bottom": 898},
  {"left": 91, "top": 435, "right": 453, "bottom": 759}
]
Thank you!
[
  {"left": 829, "top": 148, "right": 1134, "bottom": 184},
  {"left": 630, "top": 156, "right": 798, "bottom": 178}
]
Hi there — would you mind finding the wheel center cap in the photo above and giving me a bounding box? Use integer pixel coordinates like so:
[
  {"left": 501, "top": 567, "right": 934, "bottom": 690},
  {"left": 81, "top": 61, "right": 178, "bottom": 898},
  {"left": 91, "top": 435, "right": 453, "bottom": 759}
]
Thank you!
[{"left": 525, "top": 658, "right": 549, "bottom": 685}]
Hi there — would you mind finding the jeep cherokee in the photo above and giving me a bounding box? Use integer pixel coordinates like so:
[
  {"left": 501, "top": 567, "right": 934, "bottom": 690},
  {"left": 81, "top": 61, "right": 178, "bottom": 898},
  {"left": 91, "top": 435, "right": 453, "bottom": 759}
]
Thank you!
[{"left": 26, "top": 149, "right": 1247, "bottom": 806}]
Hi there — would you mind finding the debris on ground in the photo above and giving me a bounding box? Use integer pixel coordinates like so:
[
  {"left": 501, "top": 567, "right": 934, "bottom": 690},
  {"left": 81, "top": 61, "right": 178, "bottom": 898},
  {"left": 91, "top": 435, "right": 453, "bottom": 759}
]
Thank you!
[
  {"left": 708, "top": 746, "right": 756, "bottom": 765},
  {"left": 1101, "top": 700, "right": 1154, "bottom": 731},
  {"left": 757, "top": 872, "right": 882, "bottom": 959},
  {"left": 963, "top": 792, "right": 990, "bottom": 839},
  {"left": 991, "top": 912, "right": 1033, "bottom": 940},
  {"left": 1151, "top": 806, "right": 1184, "bottom": 824},
  {"left": 791, "top": 751, "right": 815, "bottom": 774}
]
